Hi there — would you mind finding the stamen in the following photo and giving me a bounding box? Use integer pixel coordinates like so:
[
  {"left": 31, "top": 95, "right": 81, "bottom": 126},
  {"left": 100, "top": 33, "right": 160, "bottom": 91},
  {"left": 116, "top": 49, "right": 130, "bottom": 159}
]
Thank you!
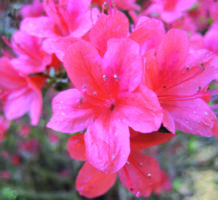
[
  {"left": 200, "top": 62, "right": 205, "bottom": 71},
  {"left": 110, "top": 103, "right": 115, "bottom": 111},
  {"left": 93, "top": 91, "right": 97, "bottom": 96},
  {"left": 102, "top": 74, "right": 107, "bottom": 81},
  {"left": 113, "top": 74, "right": 119, "bottom": 81}
]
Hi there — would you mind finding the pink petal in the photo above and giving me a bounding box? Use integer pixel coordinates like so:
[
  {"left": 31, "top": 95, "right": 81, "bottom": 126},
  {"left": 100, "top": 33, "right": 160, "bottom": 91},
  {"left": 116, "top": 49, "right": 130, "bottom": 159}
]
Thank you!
[
  {"left": 42, "top": 36, "right": 78, "bottom": 61},
  {"left": 118, "top": 86, "right": 163, "bottom": 133},
  {"left": 29, "top": 92, "right": 42, "bottom": 126},
  {"left": 163, "top": 98, "right": 217, "bottom": 137},
  {"left": 47, "top": 89, "right": 94, "bottom": 133},
  {"left": 27, "top": 77, "right": 44, "bottom": 126},
  {"left": 63, "top": 40, "right": 103, "bottom": 95},
  {"left": 20, "top": 0, "right": 43, "bottom": 18},
  {"left": 159, "top": 49, "right": 218, "bottom": 96},
  {"left": 130, "top": 131, "right": 174, "bottom": 151},
  {"left": 0, "top": 57, "right": 26, "bottom": 90},
  {"left": 70, "top": 8, "right": 99, "bottom": 38},
  {"left": 204, "top": 26, "right": 218, "bottom": 54},
  {"left": 21, "top": 16, "right": 59, "bottom": 38},
  {"left": 67, "top": 134, "right": 86, "bottom": 161},
  {"left": 102, "top": 38, "right": 142, "bottom": 92},
  {"left": 157, "top": 29, "right": 189, "bottom": 72},
  {"left": 11, "top": 56, "right": 50, "bottom": 74},
  {"left": 119, "top": 151, "right": 161, "bottom": 198},
  {"left": 162, "top": 109, "right": 175, "bottom": 133},
  {"left": 4, "top": 88, "right": 34, "bottom": 120},
  {"left": 115, "top": 0, "right": 140, "bottom": 11},
  {"left": 85, "top": 116, "right": 130, "bottom": 173},
  {"left": 76, "top": 162, "right": 117, "bottom": 198},
  {"left": 154, "top": 170, "right": 172, "bottom": 195},
  {"left": 129, "top": 16, "right": 165, "bottom": 52},
  {"left": 89, "top": 11, "right": 129, "bottom": 56}
]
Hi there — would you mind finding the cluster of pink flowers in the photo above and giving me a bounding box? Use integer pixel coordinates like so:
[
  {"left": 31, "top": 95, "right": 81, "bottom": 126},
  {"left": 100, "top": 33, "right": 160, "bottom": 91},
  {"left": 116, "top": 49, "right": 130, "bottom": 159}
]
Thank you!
[{"left": 0, "top": 0, "right": 218, "bottom": 198}]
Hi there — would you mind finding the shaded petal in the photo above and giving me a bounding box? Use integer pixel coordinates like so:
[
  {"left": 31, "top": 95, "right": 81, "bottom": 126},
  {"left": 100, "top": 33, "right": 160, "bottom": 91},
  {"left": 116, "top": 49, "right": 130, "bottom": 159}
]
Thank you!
[
  {"left": 157, "top": 49, "right": 218, "bottom": 97},
  {"left": 89, "top": 11, "right": 129, "bottom": 56},
  {"left": 70, "top": 8, "right": 99, "bottom": 38},
  {"left": 42, "top": 36, "right": 78, "bottom": 61},
  {"left": 154, "top": 170, "right": 172, "bottom": 195},
  {"left": 63, "top": 40, "right": 103, "bottom": 95},
  {"left": 102, "top": 38, "right": 142, "bottom": 92},
  {"left": 130, "top": 131, "right": 174, "bottom": 151},
  {"left": 173, "top": 49, "right": 218, "bottom": 95},
  {"left": 67, "top": 134, "right": 86, "bottom": 161},
  {"left": 11, "top": 56, "right": 51, "bottom": 74},
  {"left": 76, "top": 162, "right": 117, "bottom": 198},
  {"left": 0, "top": 57, "right": 26, "bottom": 90},
  {"left": 85, "top": 116, "right": 130, "bottom": 173},
  {"left": 130, "top": 16, "right": 165, "bottom": 52},
  {"left": 118, "top": 86, "right": 163, "bottom": 133},
  {"left": 162, "top": 109, "right": 175, "bottom": 133},
  {"left": 47, "top": 89, "right": 94, "bottom": 133},
  {"left": 4, "top": 88, "right": 33, "bottom": 120},
  {"left": 157, "top": 29, "right": 189, "bottom": 72},
  {"left": 29, "top": 92, "right": 42, "bottom": 126},
  {"left": 163, "top": 99, "right": 217, "bottom": 137},
  {"left": 118, "top": 151, "right": 161, "bottom": 198},
  {"left": 27, "top": 76, "right": 44, "bottom": 126}
]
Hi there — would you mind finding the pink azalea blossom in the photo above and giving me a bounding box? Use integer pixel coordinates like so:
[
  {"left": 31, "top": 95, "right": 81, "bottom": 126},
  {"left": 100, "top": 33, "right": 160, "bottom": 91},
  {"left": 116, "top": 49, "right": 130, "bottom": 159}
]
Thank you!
[
  {"left": 11, "top": 30, "right": 51, "bottom": 74},
  {"left": 1, "top": 171, "right": 11, "bottom": 180},
  {"left": 67, "top": 131, "right": 174, "bottom": 198},
  {"left": 0, "top": 57, "right": 44, "bottom": 125},
  {"left": 21, "top": 0, "right": 98, "bottom": 38},
  {"left": 144, "top": 28, "right": 218, "bottom": 136},
  {"left": 146, "top": 0, "right": 197, "bottom": 23},
  {"left": 47, "top": 38, "right": 163, "bottom": 173}
]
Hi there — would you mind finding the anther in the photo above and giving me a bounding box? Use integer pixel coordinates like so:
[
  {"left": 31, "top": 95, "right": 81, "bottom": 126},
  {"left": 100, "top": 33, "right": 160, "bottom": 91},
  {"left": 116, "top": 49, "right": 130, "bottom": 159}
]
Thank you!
[
  {"left": 93, "top": 91, "right": 97, "bottom": 96},
  {"left": 113, "top": 74, "right": 119, "bottom": 81},
  {"left": 147, "top": 173, "right": 152, "bottom": 178},
  {"left": 130, "top": 187, "right": 134, "bottom": 192},
  {"left": 200, "top": 62, "right": 205, "bottom": 71},
  {"left": 110, "top": 103, "right": 115, "bottom": 111},
  {"left": 135, "top": 192, "right": 140, "bottom": 197},
  {"left": 79, "top": 97, "right": 83, "bottom": 104},
  {"left": 103, "top": 74, "right": 107, "bottom": 81},
  {"left": 197, "top": 86, "right": 201, "bottom": 92},
  {"left": 186, "top": 65, "right": 190, "bottom": 70}
]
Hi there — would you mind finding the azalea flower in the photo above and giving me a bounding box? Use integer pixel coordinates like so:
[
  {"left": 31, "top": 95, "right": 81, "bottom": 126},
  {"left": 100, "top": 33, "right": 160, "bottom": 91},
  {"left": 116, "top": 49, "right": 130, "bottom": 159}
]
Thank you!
[
  {"left": 11, "top": 30, "right": 51, "bottom": 74},
  {"left": 146, "top": 0, "right": 197, "bottom": 23},
  {"left": 21, "top": 0, "right": 98, "bottom": 38},
  {"left": 43, "top": 9, "right": 130, "bottom": 61},
  {"left": 0, "top": 57, "right": 44, "bottom": 125},
  {"left": 144, "top": 28, "right": 218, "bottom": 136},
  {"left": 47, "top": 38, "right": 163, "bottom": 173},
  {"left": 67, "top": 131, "right": 174, "bottom": 198}
]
